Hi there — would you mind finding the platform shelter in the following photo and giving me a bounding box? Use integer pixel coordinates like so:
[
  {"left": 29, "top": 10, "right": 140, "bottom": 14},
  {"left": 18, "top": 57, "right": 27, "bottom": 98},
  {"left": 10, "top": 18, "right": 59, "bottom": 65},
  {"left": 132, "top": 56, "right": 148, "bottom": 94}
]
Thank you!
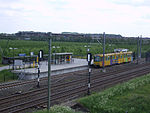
[{"left": 52, "top": 53, "right": 73, "bottom": 64}]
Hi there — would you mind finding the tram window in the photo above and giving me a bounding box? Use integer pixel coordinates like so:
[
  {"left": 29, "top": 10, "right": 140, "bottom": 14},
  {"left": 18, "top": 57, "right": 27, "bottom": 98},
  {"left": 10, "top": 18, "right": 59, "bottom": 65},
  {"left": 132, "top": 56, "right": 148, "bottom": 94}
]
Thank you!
[
  {"left": 94, "top": 56, "right": 101, "bottom": 62},
  {"left": 108, "top": 56, "right": 110, "bottom": 60},
  {"left": 116, "top": 56, "right": 118, "bottom": 59},
  {"left": 113, "top": 56, "right": 115, "bottom": 59},
  {"left": 94, "top": 56, "right": 99, "bottom": 62},
  {"left": 105, "top": 56, "right": 107, "bottom": 61}
]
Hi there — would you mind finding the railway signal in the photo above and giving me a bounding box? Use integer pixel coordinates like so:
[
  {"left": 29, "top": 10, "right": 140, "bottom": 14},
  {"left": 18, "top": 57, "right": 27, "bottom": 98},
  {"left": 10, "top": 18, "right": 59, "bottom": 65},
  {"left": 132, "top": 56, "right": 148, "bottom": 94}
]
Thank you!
[
  {"left": 87, "top": 49, "right": 92, "bottom": 95},
  {"left": 37, "top": 50, "right": 43, "bottom": 88},
  {"left": 37, "top": 56, "right": 40, "bottom": 88}
]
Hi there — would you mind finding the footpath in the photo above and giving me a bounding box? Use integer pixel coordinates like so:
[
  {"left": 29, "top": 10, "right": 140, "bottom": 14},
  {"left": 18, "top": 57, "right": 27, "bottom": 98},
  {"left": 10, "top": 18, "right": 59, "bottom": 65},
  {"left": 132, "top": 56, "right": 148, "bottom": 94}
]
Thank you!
[{"left": 0, "top": 66, "right": 9, "bottom": 71}]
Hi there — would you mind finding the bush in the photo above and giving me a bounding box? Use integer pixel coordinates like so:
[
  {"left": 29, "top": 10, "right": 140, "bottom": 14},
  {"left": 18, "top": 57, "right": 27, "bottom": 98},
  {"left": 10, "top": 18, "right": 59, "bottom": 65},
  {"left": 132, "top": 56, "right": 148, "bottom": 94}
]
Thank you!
[{"left": 34, "top": 105, "right": 81, "bottom": 113}]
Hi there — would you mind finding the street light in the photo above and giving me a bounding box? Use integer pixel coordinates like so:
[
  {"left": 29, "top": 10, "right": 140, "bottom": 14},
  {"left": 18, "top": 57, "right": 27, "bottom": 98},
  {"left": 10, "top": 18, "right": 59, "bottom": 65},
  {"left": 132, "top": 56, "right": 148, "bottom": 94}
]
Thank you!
[{"left": 9, "top": 47, "right": 18, "bottom": 70}]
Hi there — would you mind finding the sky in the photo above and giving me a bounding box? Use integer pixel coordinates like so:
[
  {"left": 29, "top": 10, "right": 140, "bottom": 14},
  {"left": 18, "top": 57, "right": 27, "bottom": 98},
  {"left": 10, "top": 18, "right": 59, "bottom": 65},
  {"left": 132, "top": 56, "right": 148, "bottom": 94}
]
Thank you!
[{"left": 0, "top": 0, "right": 150, "bottom": 37}]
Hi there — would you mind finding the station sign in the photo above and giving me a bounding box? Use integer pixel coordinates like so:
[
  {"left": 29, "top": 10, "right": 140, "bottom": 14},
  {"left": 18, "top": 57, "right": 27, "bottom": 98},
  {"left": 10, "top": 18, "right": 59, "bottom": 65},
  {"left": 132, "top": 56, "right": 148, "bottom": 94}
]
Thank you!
[{"left": 18, "top": 53, "right": 26, "bottom": 57}]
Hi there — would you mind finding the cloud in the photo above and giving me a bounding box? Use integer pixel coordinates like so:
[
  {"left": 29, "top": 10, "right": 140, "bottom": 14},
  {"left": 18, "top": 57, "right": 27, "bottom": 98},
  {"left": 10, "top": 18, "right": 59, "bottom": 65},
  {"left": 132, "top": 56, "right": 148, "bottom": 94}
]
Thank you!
[
  {"left": 108, "top": 0, "right": 150, "bottom": 7},
  {"left": 0, "top": 0, "right": 150, "bottom": 37}
]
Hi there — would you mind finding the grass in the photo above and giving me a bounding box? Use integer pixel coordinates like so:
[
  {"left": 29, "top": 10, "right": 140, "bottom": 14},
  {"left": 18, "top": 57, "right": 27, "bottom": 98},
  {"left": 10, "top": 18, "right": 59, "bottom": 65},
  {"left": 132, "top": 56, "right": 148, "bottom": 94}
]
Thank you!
[
  {"left": 0, "top": 69, "right": 18, "bottom": 83},
  {"left": 109, "top": 84, "right": 150, "bottom": 113},
  {"left": 79, "top": 73, "right": 150, "bottom": 113},
  {"left": 33, "top": 105, "right": 81, "bottom": 113},
  {"left": 0, "top": 39, "right": 149, "bottom": 62}
]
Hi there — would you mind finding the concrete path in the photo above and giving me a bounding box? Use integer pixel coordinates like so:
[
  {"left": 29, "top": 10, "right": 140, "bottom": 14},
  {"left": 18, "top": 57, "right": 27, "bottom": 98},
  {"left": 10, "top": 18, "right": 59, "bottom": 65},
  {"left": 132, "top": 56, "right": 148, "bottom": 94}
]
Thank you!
[
  {"left": 0, "top": 65, "right": 9, "bottom": 71},
  {"left": 0, "top": 58, "right": 88, "bottom": 72},
  {"left": 14, "top": 58, "right": 88, "bottom": 74}
]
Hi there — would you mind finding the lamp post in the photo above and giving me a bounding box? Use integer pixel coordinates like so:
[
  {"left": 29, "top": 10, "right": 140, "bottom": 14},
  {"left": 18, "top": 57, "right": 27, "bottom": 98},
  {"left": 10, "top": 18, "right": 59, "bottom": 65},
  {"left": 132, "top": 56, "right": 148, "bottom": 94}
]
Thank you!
[{"left": 9, "top": 47, "right": 18, "bottom": 70}]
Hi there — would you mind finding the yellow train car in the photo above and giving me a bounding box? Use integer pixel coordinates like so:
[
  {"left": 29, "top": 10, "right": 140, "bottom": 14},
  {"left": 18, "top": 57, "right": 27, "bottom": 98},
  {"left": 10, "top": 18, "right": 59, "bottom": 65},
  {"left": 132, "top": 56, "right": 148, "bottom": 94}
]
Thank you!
[{"left": 94, "top": 51, "right": 133, "bottom": 67}]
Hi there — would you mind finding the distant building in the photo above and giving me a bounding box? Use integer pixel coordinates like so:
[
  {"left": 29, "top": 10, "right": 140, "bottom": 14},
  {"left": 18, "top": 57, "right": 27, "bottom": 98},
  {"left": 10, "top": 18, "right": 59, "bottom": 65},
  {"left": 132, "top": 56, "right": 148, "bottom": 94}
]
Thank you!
[{"left": 15, "top": 31, "right": 52, "bottom": 37}]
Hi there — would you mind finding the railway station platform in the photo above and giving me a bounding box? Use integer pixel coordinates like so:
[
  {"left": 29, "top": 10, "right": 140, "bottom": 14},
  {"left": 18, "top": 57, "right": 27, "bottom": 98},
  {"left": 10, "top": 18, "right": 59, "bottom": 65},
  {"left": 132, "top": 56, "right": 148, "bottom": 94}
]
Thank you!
[{"left": 13, "top": 58, "right": 88, "bottom": 80}]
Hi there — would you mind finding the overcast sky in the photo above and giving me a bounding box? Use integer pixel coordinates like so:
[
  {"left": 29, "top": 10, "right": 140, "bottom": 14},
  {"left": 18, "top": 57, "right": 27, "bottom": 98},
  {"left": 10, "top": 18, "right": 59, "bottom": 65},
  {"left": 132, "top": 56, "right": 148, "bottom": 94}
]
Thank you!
[{"left": 0, "top": 0, "right": 150, "bottom": 37}]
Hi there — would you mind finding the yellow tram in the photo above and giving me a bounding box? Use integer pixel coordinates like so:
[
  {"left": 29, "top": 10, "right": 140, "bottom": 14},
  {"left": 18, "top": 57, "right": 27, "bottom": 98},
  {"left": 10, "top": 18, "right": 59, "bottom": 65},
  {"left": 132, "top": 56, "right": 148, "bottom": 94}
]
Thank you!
[{"left": 94, "top": 51, "right": 133, "bottom": 67}]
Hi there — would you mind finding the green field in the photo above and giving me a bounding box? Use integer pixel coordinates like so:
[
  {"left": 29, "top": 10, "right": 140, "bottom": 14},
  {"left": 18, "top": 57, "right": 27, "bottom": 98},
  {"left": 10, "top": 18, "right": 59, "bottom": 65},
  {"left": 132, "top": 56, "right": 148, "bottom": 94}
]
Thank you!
[
  {"left": 0, "top": 69, "right": 18, "bottom": 83},
  {"left": 79, "top": 73, "right": 150, "bottom": 113},
  {"left": 0, "top": 39, "right": 150, "bottom": 65}
]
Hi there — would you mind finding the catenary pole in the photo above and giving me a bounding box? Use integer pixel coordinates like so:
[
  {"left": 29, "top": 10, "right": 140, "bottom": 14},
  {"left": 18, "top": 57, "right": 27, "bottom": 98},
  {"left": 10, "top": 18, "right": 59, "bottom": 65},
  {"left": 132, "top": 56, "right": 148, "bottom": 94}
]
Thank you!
[
  {"left": 140, "top": 35, "right": 142, "bottom": 58},
  {"left": 137, "top": 36, "right": 139, "bottom": 64},
  {"left": 103, "top": 32, "right": 105, "bottom": 72},
  {"left": 47, "top": 38, "right": 51, "bottom": 110}
]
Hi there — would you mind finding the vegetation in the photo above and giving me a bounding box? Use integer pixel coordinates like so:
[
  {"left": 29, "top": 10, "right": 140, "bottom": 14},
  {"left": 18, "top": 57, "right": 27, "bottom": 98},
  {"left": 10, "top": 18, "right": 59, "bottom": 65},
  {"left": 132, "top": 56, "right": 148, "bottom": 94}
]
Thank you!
[
  {"left": 34, "top": 73, "right": 150, "bottom": 113},
  {"left": 0, "top": 39, "right": 150, "bottom": 65},
  {"left": 34, "top": 105, "right": 81, "bottom": 113},
  {"left": 79, "top": 73, "right": 150, "bottom": 113},
  {"left": 0, "top": 69, "right": 18, "bottom": 83}
]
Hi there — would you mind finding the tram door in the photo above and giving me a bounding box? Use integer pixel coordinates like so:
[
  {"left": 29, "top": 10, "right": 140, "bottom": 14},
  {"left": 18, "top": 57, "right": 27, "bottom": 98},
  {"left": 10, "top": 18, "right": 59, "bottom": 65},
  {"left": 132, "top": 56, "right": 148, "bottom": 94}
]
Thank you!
[{"left": 110, "top": 56, "right": 112, "bottom": 65}]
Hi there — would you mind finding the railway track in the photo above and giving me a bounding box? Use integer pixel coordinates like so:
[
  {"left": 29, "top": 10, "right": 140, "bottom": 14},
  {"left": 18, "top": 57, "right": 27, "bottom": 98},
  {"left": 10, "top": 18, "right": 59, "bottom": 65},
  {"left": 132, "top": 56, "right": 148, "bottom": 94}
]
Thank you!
[
  {"left": 0, "top": 62, "right": 150, "bottom": 113},
  {"left": 0, "top": 62, "right": 144, "bottom": 90},
  {"left": 0, "top": 69, "right": 88, "bottom": 91}
]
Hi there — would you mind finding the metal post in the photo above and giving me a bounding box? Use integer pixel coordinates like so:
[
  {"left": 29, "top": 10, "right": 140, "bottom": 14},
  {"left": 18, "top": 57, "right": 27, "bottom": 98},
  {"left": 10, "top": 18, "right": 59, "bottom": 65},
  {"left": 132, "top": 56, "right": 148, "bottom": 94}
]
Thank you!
[
  {"left": 103, "top": 32, "right": 105, "bottom": 72},
  {"left": 47, "top": 38, "right": 51, "bottom": 110},
  {"left": 137, "top": 36, "right": 139, "bottom": 64},
  {"left": 30, "top": 54, "right": 32, "bottom": 67},
  {"left": 13, "top": 48, "right": 14, "bottom": 70},
  {"left": 55, "top": 50, "right": 56, "bottom": 64},
  {"left": 140, "top": 35, "right": 142, "bottom": 58},
  {"left": 88, "top": 62, "right": 91, "bottom": 95},
  {"left": 37, "top": 55, "right": 40, "bottom": 88},
  {"left": 87, "top": 49, "right": 91, "bottom": 95},
  {"left": 37, "top": 64, "right": 40, "bottom": 88}
]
